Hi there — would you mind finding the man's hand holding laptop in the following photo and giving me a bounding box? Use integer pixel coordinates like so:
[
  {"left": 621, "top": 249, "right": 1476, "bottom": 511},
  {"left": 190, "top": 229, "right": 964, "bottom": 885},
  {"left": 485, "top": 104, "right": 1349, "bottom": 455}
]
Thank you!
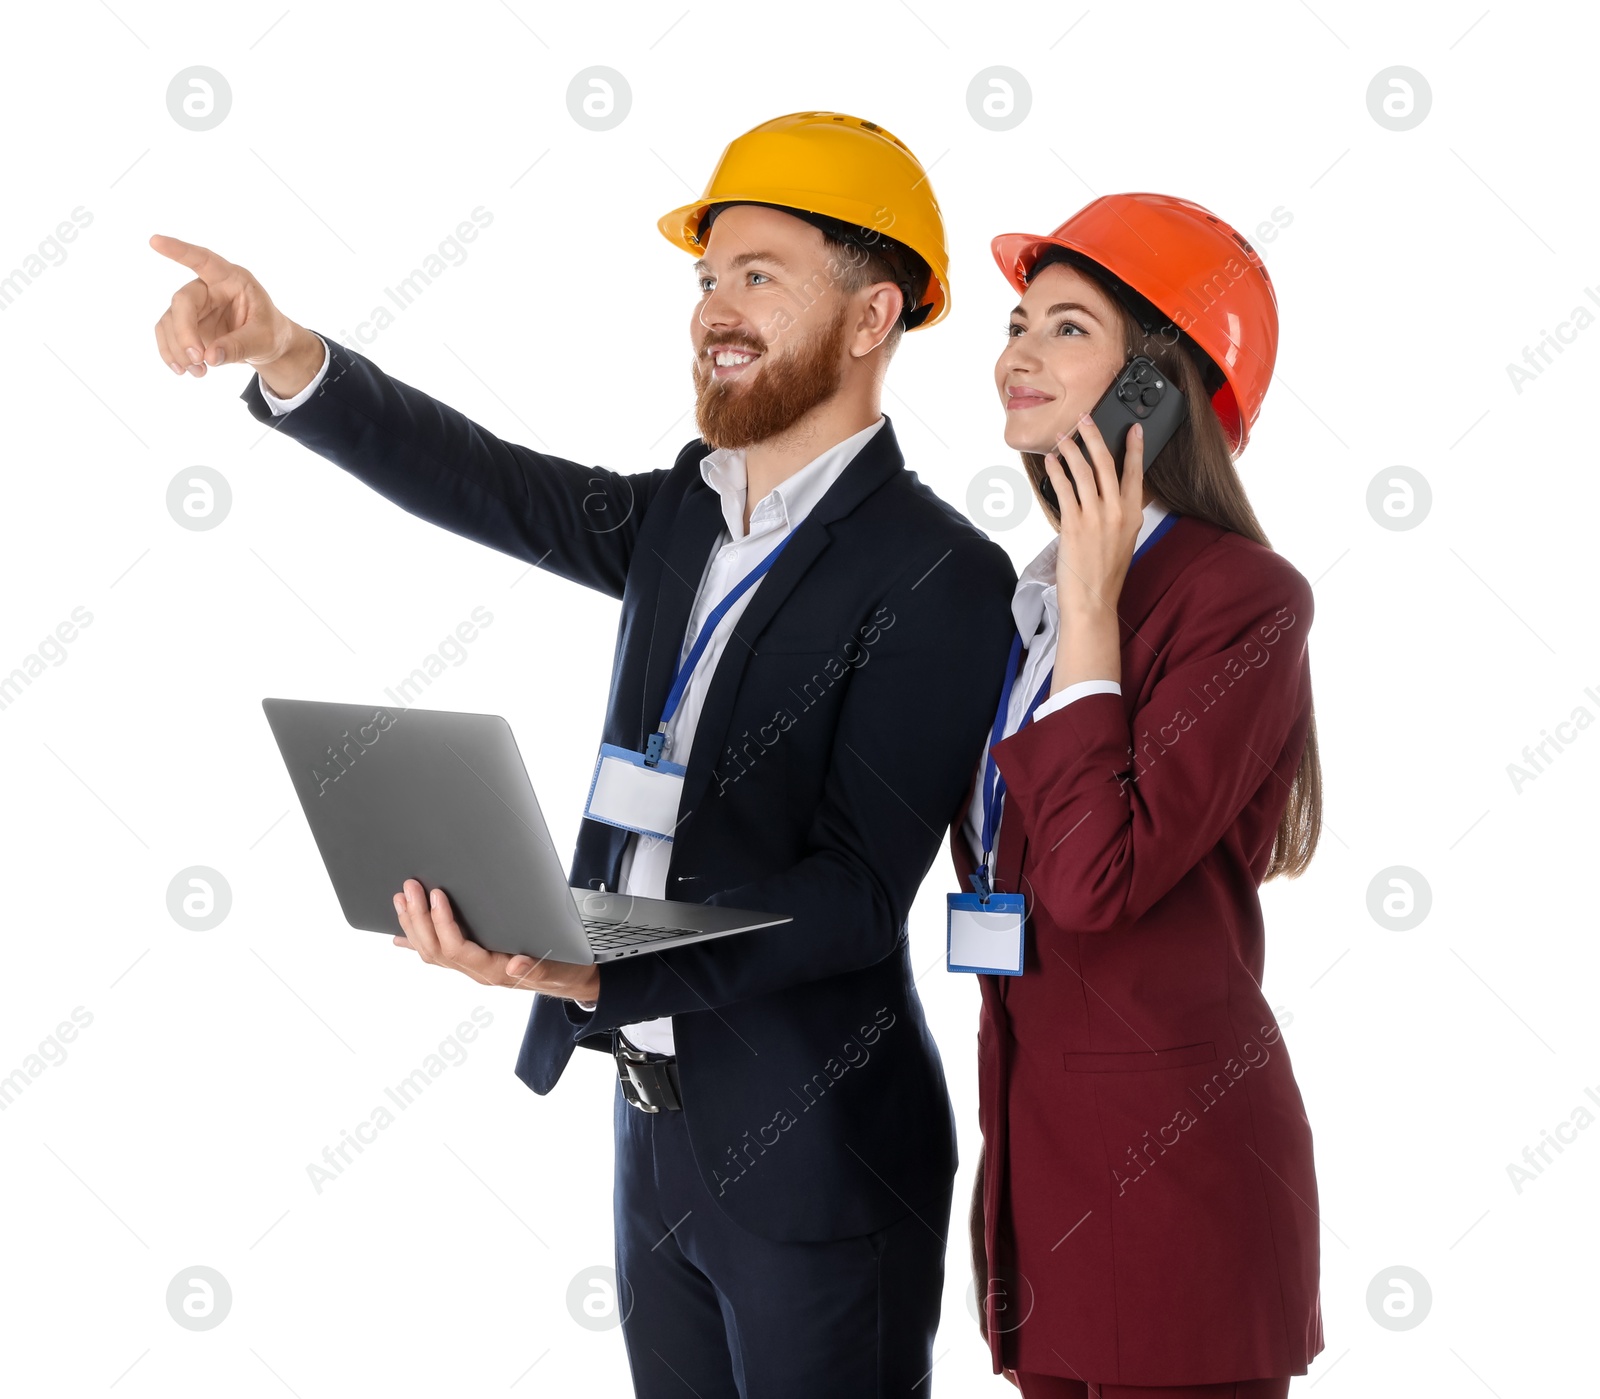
[{"left": 390, "top": 877, "right": 601, "bottom": 999}]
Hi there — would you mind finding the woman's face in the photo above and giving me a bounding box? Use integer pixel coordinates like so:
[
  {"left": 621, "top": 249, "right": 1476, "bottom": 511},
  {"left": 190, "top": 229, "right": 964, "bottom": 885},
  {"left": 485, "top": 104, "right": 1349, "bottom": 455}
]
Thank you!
[{"left": 994, "top": 260, "right": 1126, "bottom": 458}]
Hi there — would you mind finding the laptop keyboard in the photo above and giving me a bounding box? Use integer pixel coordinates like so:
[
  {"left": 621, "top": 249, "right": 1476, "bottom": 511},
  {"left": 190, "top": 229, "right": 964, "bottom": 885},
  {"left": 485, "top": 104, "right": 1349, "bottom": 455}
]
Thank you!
[{"left": 581, "top": 917, "right": 691, "bottom": 951}]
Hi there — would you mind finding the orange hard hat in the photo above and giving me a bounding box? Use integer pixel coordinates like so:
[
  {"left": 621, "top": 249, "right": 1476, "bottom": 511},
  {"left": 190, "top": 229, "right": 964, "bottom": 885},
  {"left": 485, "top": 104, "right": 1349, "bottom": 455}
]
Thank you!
[{"left": 991, "top": 194, "right": 1279, "bottom": 454}]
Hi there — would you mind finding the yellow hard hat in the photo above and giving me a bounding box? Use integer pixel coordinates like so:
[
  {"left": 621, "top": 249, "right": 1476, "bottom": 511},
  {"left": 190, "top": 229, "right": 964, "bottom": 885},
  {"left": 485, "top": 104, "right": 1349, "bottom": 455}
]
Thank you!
[{"left": 657, "top": 111, "right": 951, "bottom": 330}]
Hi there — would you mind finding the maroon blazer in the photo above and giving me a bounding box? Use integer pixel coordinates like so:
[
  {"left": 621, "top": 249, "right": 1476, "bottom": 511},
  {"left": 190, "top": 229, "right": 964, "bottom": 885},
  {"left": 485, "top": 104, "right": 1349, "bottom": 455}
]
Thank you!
[{"left": 951, "top": 515, "right": 1324, "bottom": 1387}]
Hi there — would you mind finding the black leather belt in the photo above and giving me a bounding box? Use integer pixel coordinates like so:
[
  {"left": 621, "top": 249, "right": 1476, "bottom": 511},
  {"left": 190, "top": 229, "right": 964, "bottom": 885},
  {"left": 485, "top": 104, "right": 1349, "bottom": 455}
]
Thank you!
[{"left": 614, "top": 1032, "right": 682, "bottom": 1113}]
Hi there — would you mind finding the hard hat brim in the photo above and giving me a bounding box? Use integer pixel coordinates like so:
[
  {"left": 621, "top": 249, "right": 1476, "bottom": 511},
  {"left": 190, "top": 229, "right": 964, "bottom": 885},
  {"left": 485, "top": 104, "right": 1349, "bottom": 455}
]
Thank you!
[{"left": 659, "top": 192, "right": 949, "bottom": 329}]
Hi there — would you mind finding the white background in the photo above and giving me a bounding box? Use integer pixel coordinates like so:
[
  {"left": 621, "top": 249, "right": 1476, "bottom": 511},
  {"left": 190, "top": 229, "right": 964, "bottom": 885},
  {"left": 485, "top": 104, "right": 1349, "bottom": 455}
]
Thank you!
[{"left": 2, "top": 1, "right": 1595, "bottom": 1394}]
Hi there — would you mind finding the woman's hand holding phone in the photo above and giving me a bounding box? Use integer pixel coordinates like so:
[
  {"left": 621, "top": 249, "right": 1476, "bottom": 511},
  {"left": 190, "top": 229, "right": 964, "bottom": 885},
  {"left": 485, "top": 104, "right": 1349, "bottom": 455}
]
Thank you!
[{"left": 1042, "top": 414, "right": 1145, "bottom": 692}]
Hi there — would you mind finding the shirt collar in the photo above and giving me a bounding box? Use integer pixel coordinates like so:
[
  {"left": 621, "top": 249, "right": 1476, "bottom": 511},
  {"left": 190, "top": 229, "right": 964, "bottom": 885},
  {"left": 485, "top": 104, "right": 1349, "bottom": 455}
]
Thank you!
[
  {"left": 1013, "top": 499, "right": 1172, "bottom": 641},
  {"left": 699, "top": 417, "right": 885, "bottom": 541}
]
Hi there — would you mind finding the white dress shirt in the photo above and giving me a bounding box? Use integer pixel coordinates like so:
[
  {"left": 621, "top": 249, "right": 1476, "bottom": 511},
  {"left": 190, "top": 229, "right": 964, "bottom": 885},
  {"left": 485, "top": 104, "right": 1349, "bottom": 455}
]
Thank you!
[
  {"left": 258, "top": 338, "right": 883, "bottom": 1056},
  {"left": 960, "top": 500, "right": 1171, "bottom": 877}
]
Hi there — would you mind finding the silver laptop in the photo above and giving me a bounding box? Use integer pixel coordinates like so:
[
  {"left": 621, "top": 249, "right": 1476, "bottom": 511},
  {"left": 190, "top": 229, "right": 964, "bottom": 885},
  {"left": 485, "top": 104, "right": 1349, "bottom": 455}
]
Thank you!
[{"left": 261, "top": 698, "right": 791, "bottom": 962}]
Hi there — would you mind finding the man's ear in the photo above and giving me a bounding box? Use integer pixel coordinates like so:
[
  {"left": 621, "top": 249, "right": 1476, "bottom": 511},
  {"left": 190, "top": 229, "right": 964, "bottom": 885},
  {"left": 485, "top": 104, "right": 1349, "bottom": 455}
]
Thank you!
[{"left": 853, "top": 282, "right": 905, "bottom": 359}]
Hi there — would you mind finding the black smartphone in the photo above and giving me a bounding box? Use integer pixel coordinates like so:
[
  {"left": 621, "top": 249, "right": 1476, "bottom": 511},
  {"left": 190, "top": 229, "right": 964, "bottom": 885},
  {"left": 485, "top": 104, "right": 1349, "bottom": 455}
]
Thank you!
[{"left": 1037, "top": 355, "right": 1186, "bottom": 513}]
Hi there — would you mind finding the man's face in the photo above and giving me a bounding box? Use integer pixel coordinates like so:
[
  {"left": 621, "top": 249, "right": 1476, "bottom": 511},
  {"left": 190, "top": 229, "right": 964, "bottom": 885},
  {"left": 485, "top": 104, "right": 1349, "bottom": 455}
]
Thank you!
[{"left": 689, "top": 203, "right": 860, "bottom": 450}]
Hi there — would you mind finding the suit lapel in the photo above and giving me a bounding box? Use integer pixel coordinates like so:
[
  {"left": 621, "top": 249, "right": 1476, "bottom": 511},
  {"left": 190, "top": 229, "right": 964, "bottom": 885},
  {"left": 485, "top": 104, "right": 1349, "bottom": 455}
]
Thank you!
[
  {"left": 635, "top": 484, "right": 726, "bottom": 750},
  {"left": 1114, "top": 514, "right": 1223, "bottom": 665}
]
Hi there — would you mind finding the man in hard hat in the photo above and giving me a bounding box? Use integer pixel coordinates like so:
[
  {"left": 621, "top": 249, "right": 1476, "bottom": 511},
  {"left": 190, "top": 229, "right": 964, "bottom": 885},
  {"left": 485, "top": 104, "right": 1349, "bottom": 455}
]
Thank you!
[{"left": 150, "top": 112, "right": 1016, "bottom": 1396}]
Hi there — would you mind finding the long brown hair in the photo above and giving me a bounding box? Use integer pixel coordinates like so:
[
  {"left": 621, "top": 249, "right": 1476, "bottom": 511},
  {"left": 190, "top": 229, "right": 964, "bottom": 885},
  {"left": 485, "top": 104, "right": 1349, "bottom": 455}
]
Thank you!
[{"left": 1019, "top": 256, "right": 1322, "bottom": 879}]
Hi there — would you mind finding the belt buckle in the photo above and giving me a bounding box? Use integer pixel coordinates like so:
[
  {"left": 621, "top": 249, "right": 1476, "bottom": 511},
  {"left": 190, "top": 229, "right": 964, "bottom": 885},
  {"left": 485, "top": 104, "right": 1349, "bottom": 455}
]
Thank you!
[
  {"left": 615, "top": 1037, "right": 679, "bottom": 1113},
  {"left": 619, "top": 1059, "right": 660, "bottom": 1114}
]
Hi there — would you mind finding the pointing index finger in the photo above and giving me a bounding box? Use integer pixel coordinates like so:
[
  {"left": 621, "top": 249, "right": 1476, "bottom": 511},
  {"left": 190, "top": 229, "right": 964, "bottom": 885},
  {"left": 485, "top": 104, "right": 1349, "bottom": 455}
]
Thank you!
[{"left": 148, "top": 234, "right": 237, "bottom": 288}]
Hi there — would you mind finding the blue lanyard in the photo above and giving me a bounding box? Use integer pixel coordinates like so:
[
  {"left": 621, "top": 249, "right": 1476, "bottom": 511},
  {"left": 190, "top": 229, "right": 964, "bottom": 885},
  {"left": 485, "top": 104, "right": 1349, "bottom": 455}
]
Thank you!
[
  {"left": 644, "top": 531, "right": 793, "bottom": 765},
  {"left": 975, "top": 633, "right": 1051, "bottom": 879},
  {"left": 974, "top": 511, "right": 1180, "bottom": 891}
]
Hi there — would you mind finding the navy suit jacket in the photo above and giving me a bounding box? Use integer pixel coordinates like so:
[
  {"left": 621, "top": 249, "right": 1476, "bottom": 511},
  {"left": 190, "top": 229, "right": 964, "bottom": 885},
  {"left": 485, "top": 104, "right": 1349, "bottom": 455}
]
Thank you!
[{"left": 241, "top": 335, "right": 1017, "bottom": 1242}]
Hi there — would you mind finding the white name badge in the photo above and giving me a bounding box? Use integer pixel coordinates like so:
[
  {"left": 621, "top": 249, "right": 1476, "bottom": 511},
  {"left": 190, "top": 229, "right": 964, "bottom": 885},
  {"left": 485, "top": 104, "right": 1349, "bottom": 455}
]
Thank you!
[
  {"left": 584, "top": 743, "right": 687, "bottom": 840},
  {"left": 947, "top": 892, "right": 1025, "bottom": 975}
]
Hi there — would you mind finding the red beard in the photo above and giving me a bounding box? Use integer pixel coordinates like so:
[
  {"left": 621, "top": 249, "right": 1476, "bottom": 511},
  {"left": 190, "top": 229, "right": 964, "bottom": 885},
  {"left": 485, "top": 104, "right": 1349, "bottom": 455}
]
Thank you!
[{"left": 692, "top": 301, "right": 851, "bottom": 450}]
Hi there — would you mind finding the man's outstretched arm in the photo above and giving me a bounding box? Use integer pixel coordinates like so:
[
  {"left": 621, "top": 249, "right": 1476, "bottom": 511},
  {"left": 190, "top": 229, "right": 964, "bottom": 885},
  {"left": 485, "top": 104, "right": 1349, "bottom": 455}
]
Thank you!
[{"left": 150, "top": 234, "right": 667, "bottom": 598}]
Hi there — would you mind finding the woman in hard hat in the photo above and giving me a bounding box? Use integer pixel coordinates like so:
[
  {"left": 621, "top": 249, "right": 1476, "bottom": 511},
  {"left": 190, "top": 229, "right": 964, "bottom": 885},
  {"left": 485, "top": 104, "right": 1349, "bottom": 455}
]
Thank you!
[{"left": 952, "top": 194, "right": 1325, "bottom": 1398}]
